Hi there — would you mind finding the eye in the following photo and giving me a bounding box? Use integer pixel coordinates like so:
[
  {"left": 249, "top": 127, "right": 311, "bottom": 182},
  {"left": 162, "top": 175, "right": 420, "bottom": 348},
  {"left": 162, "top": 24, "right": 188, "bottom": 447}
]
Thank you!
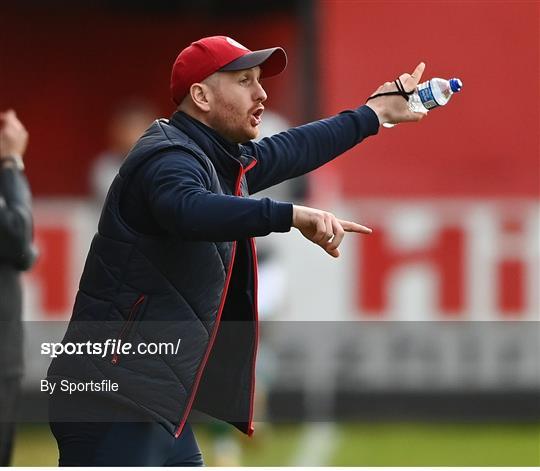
[{"left": 239, "top": 76, "right": 249, "bottom": 85}]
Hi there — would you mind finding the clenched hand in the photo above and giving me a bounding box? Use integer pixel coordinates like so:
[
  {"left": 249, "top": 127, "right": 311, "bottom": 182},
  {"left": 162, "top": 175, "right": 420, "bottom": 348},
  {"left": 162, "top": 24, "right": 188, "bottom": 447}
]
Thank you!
[{"left": 0, "top": 109, "right": 29, "bottom": 158}]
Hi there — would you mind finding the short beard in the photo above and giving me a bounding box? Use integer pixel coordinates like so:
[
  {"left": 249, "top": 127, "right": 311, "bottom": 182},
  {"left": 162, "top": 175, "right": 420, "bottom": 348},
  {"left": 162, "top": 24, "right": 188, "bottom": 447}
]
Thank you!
[{"left": 208, "top": 102, "right": 255, "bottom": 144}]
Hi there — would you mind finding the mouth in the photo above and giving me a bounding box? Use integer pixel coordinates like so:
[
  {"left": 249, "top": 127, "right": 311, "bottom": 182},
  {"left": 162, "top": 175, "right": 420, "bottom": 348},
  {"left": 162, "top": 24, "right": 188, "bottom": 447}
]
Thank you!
[{"left": 250, "top": 106, "right": 264, "bottom": 127}]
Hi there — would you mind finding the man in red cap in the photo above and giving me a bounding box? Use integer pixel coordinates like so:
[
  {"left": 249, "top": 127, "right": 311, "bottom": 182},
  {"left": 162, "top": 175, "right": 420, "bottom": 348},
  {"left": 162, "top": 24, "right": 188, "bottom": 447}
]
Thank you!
[{"left": 48, "top": 35, "right": 426, "bottom": 466}]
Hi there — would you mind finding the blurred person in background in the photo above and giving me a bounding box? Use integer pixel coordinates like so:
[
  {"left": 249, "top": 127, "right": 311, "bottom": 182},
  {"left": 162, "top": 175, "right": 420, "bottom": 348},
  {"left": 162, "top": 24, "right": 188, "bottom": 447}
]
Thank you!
[
  {"left": 90, "top": 99, "right": 156, "bottom": 203},
  {"left": 47, "top": 35, "right": 426, "bottom": 466},
  {"left": 0, "top": 110, "right": 37, "bottom": 466}
]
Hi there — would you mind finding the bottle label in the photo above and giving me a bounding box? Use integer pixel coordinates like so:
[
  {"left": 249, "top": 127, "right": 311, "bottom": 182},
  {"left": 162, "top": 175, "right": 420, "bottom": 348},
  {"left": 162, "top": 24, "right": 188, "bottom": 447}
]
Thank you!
[{"left": 418, "top": 83, "right": 439, "bottom": 110}]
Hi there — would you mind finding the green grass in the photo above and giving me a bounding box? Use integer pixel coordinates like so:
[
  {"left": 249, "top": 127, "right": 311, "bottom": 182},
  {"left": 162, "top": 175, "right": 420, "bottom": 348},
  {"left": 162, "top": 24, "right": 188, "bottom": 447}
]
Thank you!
[
  {"left": 11, "top": 421, "right": 540, "bottom": 466},
  {"left": 12, "top": 424, "right": 58, "bottom": 466},
  {"left": 195, "top": 423, "right": 304, "bottom": 466},
  {"left": 331, "top": 422, "right": 540, "bottom": 466}
]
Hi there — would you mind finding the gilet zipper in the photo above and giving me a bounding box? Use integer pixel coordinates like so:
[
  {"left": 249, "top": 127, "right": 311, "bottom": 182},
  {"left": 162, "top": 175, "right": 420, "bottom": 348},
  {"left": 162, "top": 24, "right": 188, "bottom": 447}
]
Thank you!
[{"left": 174, "top": 163, "right": 248, "bottom": 438}]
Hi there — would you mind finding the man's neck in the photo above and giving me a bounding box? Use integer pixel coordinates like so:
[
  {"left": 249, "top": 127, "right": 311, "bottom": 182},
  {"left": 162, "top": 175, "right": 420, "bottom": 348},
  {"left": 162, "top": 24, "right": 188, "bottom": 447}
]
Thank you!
[
  {"left": 177, "top": 107, "right": 212, "bottom": 129},
  {"left": 173, "top": 110, "right": 241, "bottom": 158}
]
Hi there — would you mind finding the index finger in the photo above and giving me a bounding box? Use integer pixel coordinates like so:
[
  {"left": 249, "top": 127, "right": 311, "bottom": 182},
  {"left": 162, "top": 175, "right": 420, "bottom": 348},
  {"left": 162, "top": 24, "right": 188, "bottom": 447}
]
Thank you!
[{"left": 339, "top": 220, "right": 372, "bottom": 234}]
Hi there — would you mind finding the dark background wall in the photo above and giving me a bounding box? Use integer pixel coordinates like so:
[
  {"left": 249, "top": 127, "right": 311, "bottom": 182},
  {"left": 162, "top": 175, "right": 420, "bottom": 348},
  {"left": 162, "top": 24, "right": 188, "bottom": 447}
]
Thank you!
[{"left": 0, "top": 2, "right": 304, "bottom": 195}]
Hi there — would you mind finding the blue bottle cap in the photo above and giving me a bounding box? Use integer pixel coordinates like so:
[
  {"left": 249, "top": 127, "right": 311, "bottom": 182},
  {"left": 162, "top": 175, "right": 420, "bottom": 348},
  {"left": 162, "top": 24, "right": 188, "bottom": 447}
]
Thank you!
[{"left": 449, "top": 78, "right": 462, "bottom": 92}]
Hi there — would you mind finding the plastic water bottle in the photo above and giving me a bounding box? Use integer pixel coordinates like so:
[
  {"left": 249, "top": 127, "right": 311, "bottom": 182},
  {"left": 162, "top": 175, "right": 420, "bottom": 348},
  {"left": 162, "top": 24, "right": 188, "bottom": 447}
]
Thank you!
[
  {"left": 382, "top": 77, "right": 463, "bottom": 128},
  {"left": 408, "top": 77, "right": 463, "bottom": 112}
]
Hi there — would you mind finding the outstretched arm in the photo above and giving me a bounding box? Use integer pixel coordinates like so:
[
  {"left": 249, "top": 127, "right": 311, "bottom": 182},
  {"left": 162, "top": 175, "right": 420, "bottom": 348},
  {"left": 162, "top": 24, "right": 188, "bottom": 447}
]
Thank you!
[
  {"left": 245, "top": 62, "right": 427, "bottom": 194},
  {"left": 141, "top": 152, "right": 372, "bottom": 256}
]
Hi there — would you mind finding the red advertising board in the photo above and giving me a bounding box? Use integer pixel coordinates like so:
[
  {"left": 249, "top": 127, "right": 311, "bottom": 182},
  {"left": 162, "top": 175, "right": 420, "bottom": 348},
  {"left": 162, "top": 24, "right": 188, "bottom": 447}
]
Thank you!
[{"left": 317, "top": 0, "right": 539, "bottom": 198}]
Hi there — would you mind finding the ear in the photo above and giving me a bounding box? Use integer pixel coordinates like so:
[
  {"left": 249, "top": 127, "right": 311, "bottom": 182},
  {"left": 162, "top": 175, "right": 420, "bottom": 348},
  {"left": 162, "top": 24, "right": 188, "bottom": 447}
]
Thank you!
[{"left": 189, "top": 83, "right": 211, "bottom": 112}]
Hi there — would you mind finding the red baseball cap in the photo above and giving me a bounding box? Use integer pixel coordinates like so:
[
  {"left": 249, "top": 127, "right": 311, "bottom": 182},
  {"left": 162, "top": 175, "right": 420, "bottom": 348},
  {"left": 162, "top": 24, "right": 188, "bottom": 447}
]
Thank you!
[{"left": 170, "top": 36, "right": 287, "bottom": 105}]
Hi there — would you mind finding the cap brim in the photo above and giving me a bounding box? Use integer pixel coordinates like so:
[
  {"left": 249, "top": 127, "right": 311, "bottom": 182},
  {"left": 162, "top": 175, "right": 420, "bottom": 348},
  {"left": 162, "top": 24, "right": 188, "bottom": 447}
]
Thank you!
[{"left": 219, "top": 47, "right": 287, "bottom": 78}]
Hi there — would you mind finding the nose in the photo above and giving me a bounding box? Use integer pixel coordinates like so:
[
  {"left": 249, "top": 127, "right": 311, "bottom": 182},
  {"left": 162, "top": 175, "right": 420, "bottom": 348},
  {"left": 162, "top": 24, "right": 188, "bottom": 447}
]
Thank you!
[{"left": 255, "top": 81, "right": 267, "bottom": 103}]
